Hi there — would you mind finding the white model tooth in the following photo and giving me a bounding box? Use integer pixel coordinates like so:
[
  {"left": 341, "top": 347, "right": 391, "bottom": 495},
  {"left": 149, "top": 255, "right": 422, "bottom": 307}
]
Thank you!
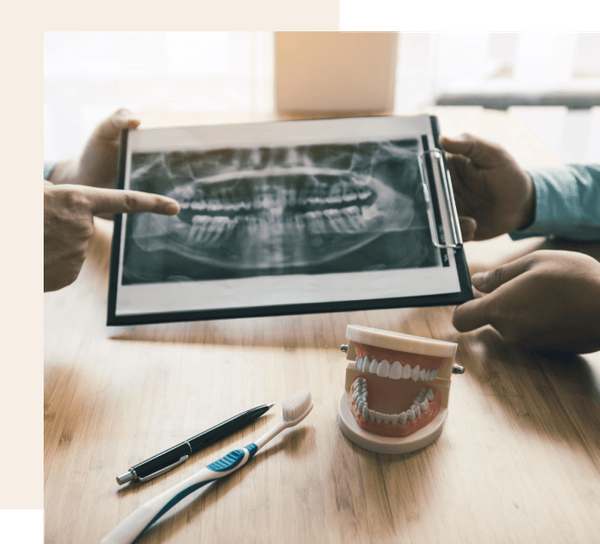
[
  {"left": 430, "top": 370, "right": 437, "bottom": 380},
  {"left": 389, "top": 361, "right": 402, "bottom": 379},
  {"left": 362, "top": 404, "right": 369, "bottom": 420},
  {"left": 420, "top": 399, "right": 429, "bottom": 412},
  {"left": 375, "top": 412, "right": 383, "bottom": 424},
  {"left": 398, "top": 412, "right": 408, "bottom": 425},
  {"left": 383, "top": 414, "right": 391, "bottom": 425},
  {"left": 363, "top": 356, "right": 370, "bottom": 370},
  {"left": 413, "top": 405, "right": 421, "bottom": 417},
  {"left": 355, "top": 357, "right": 363, "bottom": 370},
  {"left": 369, "top": 410, "right": 376, "bottom": 422},
  {"left": 369, "top": 359, "right": 379, "bottom": 374},
  {"left": 353, "top": 389, "right": 361, "bottom": 402},
  {"left": 390, "top": 414, "right": 399, "bottom": 425},
  {"left": 377, "top": 359, "right": 390, "bottom": 378},
  {"left": 357, "top": 400, "right": 365, "bottom": 413},
  {"left": 424, "top": 369, "right": 430, "bottom": 381},
  {"left": 411, "top": 365, "right": 420, "bottom": 382},
  {"left": 419, "top": 368, "right": 426, "bottom": 381},
  {"left": 407, "top": 409, "right": 415, "bottom": 422},
  {"left": 402, "top": 364, "right": 412, "bottom": 379},
  {"left": 427, "top": 389, "right": 434, "bottom": 401}
]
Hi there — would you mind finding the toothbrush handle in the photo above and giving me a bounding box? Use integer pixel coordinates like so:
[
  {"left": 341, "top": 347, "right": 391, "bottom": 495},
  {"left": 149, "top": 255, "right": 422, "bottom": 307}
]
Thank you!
[{"left": 100, "top": 444, "right": 258, "bottom": 544}]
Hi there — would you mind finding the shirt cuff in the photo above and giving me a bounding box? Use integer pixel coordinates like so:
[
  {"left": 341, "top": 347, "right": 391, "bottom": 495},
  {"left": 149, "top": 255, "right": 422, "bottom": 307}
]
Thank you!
[{"left": 510, "top": 164, "right": 600, "bottom": 242}]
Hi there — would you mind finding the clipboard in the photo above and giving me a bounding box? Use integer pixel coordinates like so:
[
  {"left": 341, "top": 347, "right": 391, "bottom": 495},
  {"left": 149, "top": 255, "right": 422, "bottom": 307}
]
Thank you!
[{"left": 107, "top": 115, "right": 472, "bottom": 326}]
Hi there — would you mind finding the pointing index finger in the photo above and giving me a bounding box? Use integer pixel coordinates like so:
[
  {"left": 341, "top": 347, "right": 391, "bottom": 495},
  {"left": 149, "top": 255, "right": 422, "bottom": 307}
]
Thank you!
[{"left": 82, "top": 186, "right": 180, "bottom": 216}]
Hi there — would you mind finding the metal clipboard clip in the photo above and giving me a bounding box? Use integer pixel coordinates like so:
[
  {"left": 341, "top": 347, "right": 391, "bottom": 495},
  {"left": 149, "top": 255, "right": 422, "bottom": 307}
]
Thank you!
[{"left": 418, "top": 148, "right": 463, "bottom": 249}]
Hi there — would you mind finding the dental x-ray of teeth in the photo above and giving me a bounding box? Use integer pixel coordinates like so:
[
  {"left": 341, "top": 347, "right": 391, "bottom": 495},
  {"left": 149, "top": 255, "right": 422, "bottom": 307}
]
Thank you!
[
  {"left": 108, "top": 115, "right": 472, "bottom": 324},
  {"left": 122, "top": 139, "right": 435, "bottom": 284}
]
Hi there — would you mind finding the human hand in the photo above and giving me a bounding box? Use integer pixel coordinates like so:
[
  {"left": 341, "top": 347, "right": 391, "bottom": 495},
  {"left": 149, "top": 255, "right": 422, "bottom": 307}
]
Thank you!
[
  {"left": 44, "top": 183, "right": 180, "bottom": 292},
  {"left": 440, "top": 134, "right": 535, "bottom": 242},
  {"left": 452, "top": 250, "right": 600, "bottom": 353},
  {"left": 49, "top": 108, "right": 140, "bottom": 191}
]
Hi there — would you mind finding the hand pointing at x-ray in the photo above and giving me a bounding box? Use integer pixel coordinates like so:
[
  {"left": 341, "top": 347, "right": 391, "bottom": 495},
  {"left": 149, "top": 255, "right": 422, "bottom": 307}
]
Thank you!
[{"left": 44, "top": 109, "right": 180, "bottom": 292}]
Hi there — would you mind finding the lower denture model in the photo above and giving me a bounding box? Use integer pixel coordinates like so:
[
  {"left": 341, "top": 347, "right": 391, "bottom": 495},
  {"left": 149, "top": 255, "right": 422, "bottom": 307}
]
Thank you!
[{"left": 338, "top": 325, "right": 463, "bottom": 454}]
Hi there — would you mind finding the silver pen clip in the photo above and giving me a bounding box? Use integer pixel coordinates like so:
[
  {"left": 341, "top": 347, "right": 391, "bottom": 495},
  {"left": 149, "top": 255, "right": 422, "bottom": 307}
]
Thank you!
[
  {"left": 116, "top": 454, "right": 190, "bottom": 485},
  {"left": 137, "top": 455, "right": 190, "bottom": 482}
]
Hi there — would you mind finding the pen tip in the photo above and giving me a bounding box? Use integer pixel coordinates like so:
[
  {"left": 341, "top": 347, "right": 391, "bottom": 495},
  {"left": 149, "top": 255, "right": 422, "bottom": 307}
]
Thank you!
[{"left": 267, "top": 402, "right": 275, "bottom": 409}]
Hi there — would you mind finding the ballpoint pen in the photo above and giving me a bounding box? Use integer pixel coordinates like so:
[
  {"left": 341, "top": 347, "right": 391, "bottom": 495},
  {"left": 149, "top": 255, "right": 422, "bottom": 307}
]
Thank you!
[{"left": 116, "top": 402, "right": 274, "bottom": 485}]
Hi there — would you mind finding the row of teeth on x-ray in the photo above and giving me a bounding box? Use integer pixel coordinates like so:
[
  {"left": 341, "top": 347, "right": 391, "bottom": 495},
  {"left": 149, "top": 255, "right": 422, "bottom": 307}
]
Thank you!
[
  {"left": 171, "top": 177, "right": 383, "bottom": 244},
  {"left": 185, "top": 206, "right": 373, "bottom": 244},
  {"left": 171, "top": 178, "right": 375, "bottom": 218}
]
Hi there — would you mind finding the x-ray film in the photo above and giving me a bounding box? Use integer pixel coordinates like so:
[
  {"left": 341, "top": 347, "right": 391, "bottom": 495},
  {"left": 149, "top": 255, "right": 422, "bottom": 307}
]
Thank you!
[{"left": 108, "top": 115, "right": 472, "bottom": 325}]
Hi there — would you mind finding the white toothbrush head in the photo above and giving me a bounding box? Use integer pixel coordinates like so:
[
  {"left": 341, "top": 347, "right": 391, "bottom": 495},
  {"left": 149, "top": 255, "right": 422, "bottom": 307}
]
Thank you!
[{"left": 282, "top": 388, "right": 313, "bottom": 425}]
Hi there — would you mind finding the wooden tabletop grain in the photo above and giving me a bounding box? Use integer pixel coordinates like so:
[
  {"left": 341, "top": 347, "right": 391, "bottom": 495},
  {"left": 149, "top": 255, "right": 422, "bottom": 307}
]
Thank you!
[{"left": 44, "top": 108, "right": 600, "bottom": 544}]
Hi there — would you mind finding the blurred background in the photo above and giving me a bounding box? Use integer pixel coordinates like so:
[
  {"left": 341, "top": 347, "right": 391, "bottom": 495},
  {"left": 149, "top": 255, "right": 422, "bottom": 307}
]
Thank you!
[{"left": 44, "top": 32, "right": 600, "bottom": 164}]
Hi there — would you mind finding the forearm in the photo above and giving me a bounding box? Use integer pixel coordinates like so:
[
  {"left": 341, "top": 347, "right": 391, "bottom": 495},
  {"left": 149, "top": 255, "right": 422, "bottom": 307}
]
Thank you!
[{"left": 511, "top": 164, "right": 600, "bottom": 241}]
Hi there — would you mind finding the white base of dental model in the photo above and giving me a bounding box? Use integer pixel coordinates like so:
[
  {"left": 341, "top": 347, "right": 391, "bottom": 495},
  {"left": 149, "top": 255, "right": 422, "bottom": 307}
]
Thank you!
[{"left": 338, "top": 390, "right": 447, "bottom": 454}]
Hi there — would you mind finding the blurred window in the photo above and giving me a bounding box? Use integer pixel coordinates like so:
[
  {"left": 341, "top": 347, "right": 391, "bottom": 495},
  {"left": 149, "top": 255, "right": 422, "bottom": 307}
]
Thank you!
[{"left": 44, "top": 32, "right": 274, "bottom": 161}]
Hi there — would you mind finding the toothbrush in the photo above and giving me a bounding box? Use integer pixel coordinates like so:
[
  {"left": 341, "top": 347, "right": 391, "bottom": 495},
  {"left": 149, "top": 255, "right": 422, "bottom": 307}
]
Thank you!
[{"left": 100, "top": 389, "right": 313, "bottom": 544}]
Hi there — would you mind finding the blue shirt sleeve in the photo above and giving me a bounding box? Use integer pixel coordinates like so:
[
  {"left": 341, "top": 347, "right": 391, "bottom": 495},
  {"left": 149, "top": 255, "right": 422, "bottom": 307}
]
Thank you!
[
  {"left": 44, "top": 162, "right": 56, "bottom": 181},
  {"left": 510, "top": 164, "right": 600, "bottom": 242}
]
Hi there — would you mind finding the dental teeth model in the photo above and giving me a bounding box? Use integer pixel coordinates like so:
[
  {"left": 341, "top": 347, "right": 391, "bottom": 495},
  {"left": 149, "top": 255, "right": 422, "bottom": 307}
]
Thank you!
[{"left": 338, "top": 325, "right": 462, "bottom": 454}]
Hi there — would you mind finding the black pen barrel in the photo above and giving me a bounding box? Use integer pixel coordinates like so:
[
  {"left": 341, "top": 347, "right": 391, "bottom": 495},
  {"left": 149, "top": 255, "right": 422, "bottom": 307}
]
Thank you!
[{"left": 188, "top": 406, "right": 270, "bottom": 451}]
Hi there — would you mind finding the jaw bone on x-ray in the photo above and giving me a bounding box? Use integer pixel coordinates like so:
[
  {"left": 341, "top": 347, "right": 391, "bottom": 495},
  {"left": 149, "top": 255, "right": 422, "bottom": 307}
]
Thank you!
[{"left": 122, "top": 139, "right": 437, "bottom": 284}]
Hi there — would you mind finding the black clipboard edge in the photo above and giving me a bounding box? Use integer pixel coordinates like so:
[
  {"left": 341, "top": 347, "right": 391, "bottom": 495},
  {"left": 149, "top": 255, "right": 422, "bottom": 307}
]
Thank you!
[
  {"left": 106, "top": 129, "right": 129, "bottom": 325},
  {"left": 107, "top": 291, "right": 472, "bottom": 327}
]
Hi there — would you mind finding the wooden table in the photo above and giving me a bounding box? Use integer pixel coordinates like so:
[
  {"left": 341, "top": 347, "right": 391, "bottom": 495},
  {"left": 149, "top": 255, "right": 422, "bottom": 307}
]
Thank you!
[{"left": 44, "top": 108, "right": 600, "bottom": 544}]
